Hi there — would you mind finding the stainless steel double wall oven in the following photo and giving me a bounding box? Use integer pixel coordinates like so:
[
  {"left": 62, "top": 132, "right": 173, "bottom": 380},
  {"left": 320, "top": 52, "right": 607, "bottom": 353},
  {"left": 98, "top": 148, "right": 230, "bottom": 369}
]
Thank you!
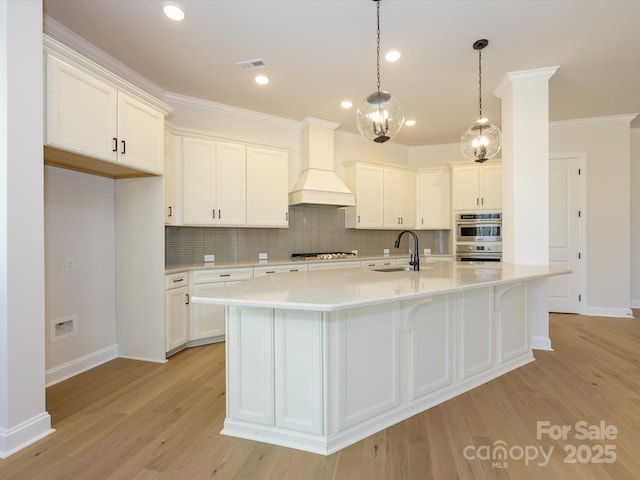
[{"left": 455, "top": 212, "right": 502, "bottom": 262}]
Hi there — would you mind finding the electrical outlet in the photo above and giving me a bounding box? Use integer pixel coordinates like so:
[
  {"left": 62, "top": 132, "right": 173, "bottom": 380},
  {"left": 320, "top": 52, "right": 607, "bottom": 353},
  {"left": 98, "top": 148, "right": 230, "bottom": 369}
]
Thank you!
[
  {"left": 351, "top": 249, "right": 358, "bottom": 255},
  {"left": 258, "top": 252, "right": 268, "bottom": 260},
  {"left": 64, "top": 256, "right": 76, "bottom": 272},
  {"left": 204, "top": 254, "right": 215, "bottom": 262},
  {"left": 383, "top": 248, "right": 390, "bottom": 256},
  {"left": 423, "top": 248, "right": 431, "bottom": 255}
]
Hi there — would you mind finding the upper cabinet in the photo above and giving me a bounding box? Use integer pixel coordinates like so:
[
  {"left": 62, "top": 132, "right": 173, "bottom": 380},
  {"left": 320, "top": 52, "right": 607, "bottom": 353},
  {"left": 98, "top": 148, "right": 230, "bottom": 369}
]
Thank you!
[
  {"left": 416, "top": 168, "right": 451, "bottom": 229},
  {"left": 383, "top": 168, "right": 415, "bottom": 229},
  {"left": 44, "top": 37, "right": 171, "bottom": 177},
  {"left": 344, "top": 162, "right": 416, "bottom": 230},
  {"left": 344, "top": 163, "right": 384, "bottom": 228},
  {"left": 246, "top": 146, "right": 289, "bottom": 227},
  {"left": 451, "top": 164, "right": 502, "bottom": 211},
  {"left": 174, "top": 131, "right": 289, "bottom": 228}
]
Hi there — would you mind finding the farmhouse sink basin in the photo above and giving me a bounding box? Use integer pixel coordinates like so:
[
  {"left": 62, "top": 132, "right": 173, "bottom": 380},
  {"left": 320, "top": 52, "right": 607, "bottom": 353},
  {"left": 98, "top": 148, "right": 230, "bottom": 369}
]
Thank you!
[{"left": 371, "top": 266, "right": 414, "bottom": 273}]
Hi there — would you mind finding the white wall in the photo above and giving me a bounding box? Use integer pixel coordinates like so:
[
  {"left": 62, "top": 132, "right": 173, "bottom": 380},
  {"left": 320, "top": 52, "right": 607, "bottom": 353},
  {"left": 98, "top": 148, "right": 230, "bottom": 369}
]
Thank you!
[
  {"left": 631, "top": 128, "right": 640, "bottom": 308},
  {"left": 550, "top": 116, "right": 635, "bottom": 317},
  {"left": 44, "top": 166, "right": 117, "bottom": 383},
  {"left": 408, "top": 143, "right": 462, "bottom": 168},
  {"left": 0, "top": 0, "right": 53, "bottom": 458}
]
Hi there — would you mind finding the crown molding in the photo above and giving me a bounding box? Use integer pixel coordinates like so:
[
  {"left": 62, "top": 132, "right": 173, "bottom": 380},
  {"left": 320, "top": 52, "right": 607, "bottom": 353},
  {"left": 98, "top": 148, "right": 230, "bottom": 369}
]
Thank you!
[
  {"left": 43, "top": 16, "right": 166, "bottom": 101},
  {"left": 165, "top": 122, "right": 290, "bottom": 151},
  {"left": 300, "top": 117, "right": 341, "bottom": 131},
  {"left": 495, "top": 66, "right": 559, "bottom": 98},
  {"left": 164, "top": 92, "right": 301, "bottom": 130},
  {"left": 550, "top": 113, "right": 638, "bottom": 129}
]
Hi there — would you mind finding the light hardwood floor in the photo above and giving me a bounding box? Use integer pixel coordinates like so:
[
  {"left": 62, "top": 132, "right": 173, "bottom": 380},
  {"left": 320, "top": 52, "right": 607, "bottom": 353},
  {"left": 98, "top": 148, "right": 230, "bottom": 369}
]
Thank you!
[{"left": 1, "top": 313, "right": 639, "bottom": 479}]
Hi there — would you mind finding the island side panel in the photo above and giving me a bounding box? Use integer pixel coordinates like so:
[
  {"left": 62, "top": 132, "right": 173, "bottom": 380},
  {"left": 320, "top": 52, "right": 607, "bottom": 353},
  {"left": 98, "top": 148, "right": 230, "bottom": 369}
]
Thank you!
[{"left": 495, "top": 282, "right": 530, "bottom": 363}]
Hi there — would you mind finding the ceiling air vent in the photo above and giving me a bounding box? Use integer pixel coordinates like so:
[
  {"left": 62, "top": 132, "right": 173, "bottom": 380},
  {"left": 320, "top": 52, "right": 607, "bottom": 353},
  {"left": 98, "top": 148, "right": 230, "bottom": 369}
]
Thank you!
[{"left": 237, "top": 58, "right": 267, "bottom": 71}]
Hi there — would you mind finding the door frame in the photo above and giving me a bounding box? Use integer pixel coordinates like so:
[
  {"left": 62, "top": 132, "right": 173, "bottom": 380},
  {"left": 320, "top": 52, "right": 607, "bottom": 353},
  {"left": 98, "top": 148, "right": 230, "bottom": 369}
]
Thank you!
[{"left": 549, "top": 153, "right": 587, "bottom": 314}]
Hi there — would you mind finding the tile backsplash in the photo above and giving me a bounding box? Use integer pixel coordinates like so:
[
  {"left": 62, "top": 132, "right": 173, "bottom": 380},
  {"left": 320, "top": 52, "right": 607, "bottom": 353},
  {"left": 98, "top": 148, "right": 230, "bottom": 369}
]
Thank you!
[{"left": 165, "top": 205, "right": 449, "bottom": 265}]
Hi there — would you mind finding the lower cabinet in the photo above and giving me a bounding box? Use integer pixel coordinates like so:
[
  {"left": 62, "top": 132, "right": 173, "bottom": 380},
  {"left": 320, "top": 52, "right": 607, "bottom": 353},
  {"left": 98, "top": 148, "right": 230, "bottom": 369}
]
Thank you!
[
  {"left": 165, "top": 271, "right": 189, "bottom": 354},
  {"left": 189, "top": 267, "right": 254, "bottom": 344}
]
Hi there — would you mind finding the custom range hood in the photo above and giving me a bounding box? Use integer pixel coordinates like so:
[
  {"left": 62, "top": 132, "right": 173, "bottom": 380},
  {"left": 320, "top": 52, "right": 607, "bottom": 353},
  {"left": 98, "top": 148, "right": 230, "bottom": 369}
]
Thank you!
[{"left": 288, "top": 118, "right": 355, "bottom": 207}]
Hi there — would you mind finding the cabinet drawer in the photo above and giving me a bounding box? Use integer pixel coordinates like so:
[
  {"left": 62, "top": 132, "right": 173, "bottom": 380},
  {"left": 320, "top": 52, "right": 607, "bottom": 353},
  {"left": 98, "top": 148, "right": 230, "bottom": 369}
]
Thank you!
[
  {"left": 254, "top": 264, "right": 308, "bottom": 277},
  {"left": 193, "top": 267, "right": 254, "bottom": 284},
  {"left": 307, "top": 261, "right": 361, "bottom": 271},
  {"left": 166, "top": 271, "right": 189, "bottom": 290},
  {"left": 360, "top": 259, "right": 397, "bottom": 268}
]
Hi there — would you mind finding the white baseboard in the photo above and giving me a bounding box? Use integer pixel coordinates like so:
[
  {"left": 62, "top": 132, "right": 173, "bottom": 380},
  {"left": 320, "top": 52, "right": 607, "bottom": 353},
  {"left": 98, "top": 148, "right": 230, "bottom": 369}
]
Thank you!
[
  {"left": 630, "top": 299, "right": 640, "bottom": 309},
  {"left": 0, "top": 412, "right": 54, "bottom": 459},
  {"left": 45, "top": 344, "right": 118, "bottom": 387},
  {"left": 532, "top": 336, "right": 553, "bottom": 351},
  {"left": 585, "top": 306, "right": 634, "bottom": 318},
  {"left": 117, "top": 354, "right": 167, "bottom": 364}
]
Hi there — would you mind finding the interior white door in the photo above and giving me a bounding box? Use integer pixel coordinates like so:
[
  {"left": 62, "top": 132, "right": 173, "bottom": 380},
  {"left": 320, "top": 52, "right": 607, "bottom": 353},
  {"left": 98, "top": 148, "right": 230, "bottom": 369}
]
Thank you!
[{"left": 549, "top": 155, "right": 584, "bottom": 313}]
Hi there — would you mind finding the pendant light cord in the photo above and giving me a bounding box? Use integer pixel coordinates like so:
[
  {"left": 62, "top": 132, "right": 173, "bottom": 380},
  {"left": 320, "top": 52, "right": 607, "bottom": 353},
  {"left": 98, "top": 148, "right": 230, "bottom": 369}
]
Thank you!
[
  {"left": 478, "top": 48, "right": 483, "bottom": 119},
  {"left": 376, "top": 0, "right": 381, "bottom": 94}
]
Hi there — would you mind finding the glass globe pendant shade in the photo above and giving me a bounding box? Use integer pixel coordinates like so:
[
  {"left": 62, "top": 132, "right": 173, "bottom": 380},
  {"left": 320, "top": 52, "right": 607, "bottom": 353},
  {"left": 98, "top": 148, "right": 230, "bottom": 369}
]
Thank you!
[
  {"left": 460, "top": 121, "right": 501, "bottom": 163},
  {"left": 356, "top": 91, "right": 404, "bottom": 144}
]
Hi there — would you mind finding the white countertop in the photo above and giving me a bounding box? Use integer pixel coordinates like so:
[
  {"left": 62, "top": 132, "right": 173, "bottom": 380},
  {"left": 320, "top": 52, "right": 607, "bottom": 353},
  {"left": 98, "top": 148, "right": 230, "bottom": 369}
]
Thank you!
[{"left": 191, "top": 261, "right": 570, "bottom": 311}]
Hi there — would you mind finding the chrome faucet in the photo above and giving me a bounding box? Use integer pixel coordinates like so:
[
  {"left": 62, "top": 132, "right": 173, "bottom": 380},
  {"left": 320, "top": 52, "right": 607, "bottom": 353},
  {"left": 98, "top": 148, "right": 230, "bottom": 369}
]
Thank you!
[{"left": 394, "top": 230, "right": 420, "bottom": 271}]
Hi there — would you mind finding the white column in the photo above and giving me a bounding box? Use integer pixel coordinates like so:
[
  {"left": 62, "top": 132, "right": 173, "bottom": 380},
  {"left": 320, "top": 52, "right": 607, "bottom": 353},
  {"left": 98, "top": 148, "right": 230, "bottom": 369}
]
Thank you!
[
  {"left": 0, "top": 0, "right": 53, "bottom": 458},
  {"left": 495, "top": 66, "right": 558, "bottom": 351},
  {"left": 495, "top": 66, "right": 558, "bottom": 265}
]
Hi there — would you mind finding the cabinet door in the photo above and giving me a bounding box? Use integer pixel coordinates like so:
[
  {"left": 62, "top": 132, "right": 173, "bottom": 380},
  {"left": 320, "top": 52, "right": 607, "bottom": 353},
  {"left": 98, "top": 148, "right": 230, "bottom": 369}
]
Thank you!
[
  {"left": 190, "top": 283, "right": 226, "bottom": 340},
  {"left": 398, "top": 170, "right": 415, "bottom": 228},
  {"left": 166, "top": 286, "right": 189, "bottom": 352},
  {"left": 383, "top": 169, "right": 401, "bottom": 229},
  {"left": 215, "top": 142, "right": 247, "bottom": 225},
  {"left": 164, "top": 132, "right": 178, "bottom": 225},
  {"left": 117, "top": 92, "right": 165, "bottom": 174},
  {"left": 452, "top": 166, "right": 480, "bottom": 210},
  {"left": 46, "top": 55, "right": 118, "bottom": 162},
  {"left": 417, "top": 170, "right": 451, "bottom": 229},
  {"left": 246, "top": 147, "right": 289, "bottom": 227},
  {"left": 479, "top": 164, "right": 502, "bottom": 209},
  {"left": 355, "top": 164, "right": 384, "bottom": 228},
  {"left": 182, "top": 137, "right": 216, "bottom": 225}
]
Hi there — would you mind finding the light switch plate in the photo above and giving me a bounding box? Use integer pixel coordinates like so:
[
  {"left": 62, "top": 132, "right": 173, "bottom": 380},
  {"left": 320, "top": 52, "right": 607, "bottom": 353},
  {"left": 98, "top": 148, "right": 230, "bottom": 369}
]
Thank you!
[
  {"left": 204, "top": 254, "right": 215, "bottom": 262},
  {"left": 258, "top": 252, "right": 268, "bottom": 260}
]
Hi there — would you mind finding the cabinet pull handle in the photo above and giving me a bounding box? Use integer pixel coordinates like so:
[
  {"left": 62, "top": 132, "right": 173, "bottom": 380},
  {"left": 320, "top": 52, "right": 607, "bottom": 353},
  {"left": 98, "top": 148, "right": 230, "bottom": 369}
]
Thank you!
[
  {"left": 112, "top": 137, "right": 118, "bottom": 152},
  {"left": 358, "top": 215, "right": 361, "bottom": 224},
  {"left": 219, "top": 274, "right": 231, "bottom": 277},
  {"left": 168, "top": 206, "right": 172, "bottom": 217},
  {"left": 172, "top": 278, "right": 184, "bottom": 283},
  {"left": 185, "top": 293, "right": 190, "bottom": 305},
  {"left": 476, "top": 198, "right": 479, "bottom": 205},
  {"left": 401, "top": 217, "right": 404, "bottom": 224},
  {"left": 266, "top": 270, "right": 276, "bottom": 274},
  {"left": 481, "top": 198, "right": 484, "bottom": 205},
  {"left": 285, "top": 212, "right": 288, "bottom": 221},
  {"left": 121, "top": 140, "right": 126, "bottom": 154},
  {"left": 421, "top": 218, "right": 424, "bottom": 225},
  {"left": 398, "top": 217, "right": 400, "bottom": 224},
  {"left": 212, "top": 209, "right": 215, "bottom": 219},
  {"left": 218, "top": 209, "right": 221, "bottom": 219},
  {"left": 290, "top": 269, "right": 299, "bottom": 272}
]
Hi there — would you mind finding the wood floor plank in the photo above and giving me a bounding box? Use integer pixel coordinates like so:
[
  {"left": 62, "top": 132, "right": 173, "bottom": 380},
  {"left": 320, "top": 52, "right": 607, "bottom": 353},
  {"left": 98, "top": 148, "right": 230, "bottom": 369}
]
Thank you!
[{"left": 1, "top": 313, "right": 639, "bottom": 479}]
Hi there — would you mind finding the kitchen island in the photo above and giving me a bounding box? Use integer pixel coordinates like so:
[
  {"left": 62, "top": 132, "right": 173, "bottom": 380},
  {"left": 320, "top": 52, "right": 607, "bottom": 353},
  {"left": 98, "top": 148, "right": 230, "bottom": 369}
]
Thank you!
[{"left": 192, "top": 261, "right": 568, "bottom": 455}]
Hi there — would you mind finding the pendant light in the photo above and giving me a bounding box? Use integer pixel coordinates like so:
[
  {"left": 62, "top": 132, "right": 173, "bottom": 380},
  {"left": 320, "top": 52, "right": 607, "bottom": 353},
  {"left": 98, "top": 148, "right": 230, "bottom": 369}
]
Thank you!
[
  {"left": 460, "top": 39, "right": 501, "bottom": 163},
  {"left": 356, "top": 0, "right": 404, "bottom": 144}
]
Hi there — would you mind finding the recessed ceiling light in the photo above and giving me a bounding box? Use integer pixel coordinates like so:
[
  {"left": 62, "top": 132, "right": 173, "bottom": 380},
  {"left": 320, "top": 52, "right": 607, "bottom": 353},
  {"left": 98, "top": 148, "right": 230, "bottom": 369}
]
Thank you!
[
  {"left": 341, "top": 100, "right": 353, "bottom": 109},
  {"left": 405, "top": 119, "right": 416, "bottom": 127},
  {"left": 255, "top": 75, "right": 270, "bottom": 85},
  {"left": 163, "top": 2, "right": 185, "bottom": 21},
  {"left": 385, "top": 49, "right": 401, "bottom": 62}
]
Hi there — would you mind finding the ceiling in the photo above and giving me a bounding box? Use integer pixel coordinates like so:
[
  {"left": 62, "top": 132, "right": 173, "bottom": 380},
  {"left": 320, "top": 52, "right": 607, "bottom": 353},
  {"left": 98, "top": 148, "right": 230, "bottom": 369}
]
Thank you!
[{"left": 43, "top": 0, "right": 640, "bottom": 146}]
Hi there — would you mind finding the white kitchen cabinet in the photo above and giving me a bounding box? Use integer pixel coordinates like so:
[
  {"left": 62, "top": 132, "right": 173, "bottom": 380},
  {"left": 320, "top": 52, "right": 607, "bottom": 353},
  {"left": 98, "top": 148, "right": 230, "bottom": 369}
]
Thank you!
[
  {"left": 181, "top": 137, "right": 247, "bottom": 226},
  {"left": 164, "top": 132, "right": 181, "bottom": 225},
  {"left": 360, "top": 259, "right": 397, "bottom": 268},
  {"left": 45, "top": 53, "right": 165, "bottom": 175},
  {"left": 451, "top": 163, "right": 501, "bottom": 211},
  {"left": 344, "top": 163, "right": 384, "bottom": 228},
  {"left": 254, "top": 264, "right": 308, "bottom": 277},
  {"left": 165, "top": 272, "right": 189, "bottom": 354},
  {"left": 383, "top": 168, "right": 415, "bottom": 229},
  {"left": 307, "top": 261, "right": 361, "bottom": 271},
  {"left": 416, "top": 168, "right": 451, "bottom": 229},
  {"left": 190, "top": 268, "right": 254, "bottom": 342},
  {"left": 246, "top": 146, "right": 289, "bottom": 227}
]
